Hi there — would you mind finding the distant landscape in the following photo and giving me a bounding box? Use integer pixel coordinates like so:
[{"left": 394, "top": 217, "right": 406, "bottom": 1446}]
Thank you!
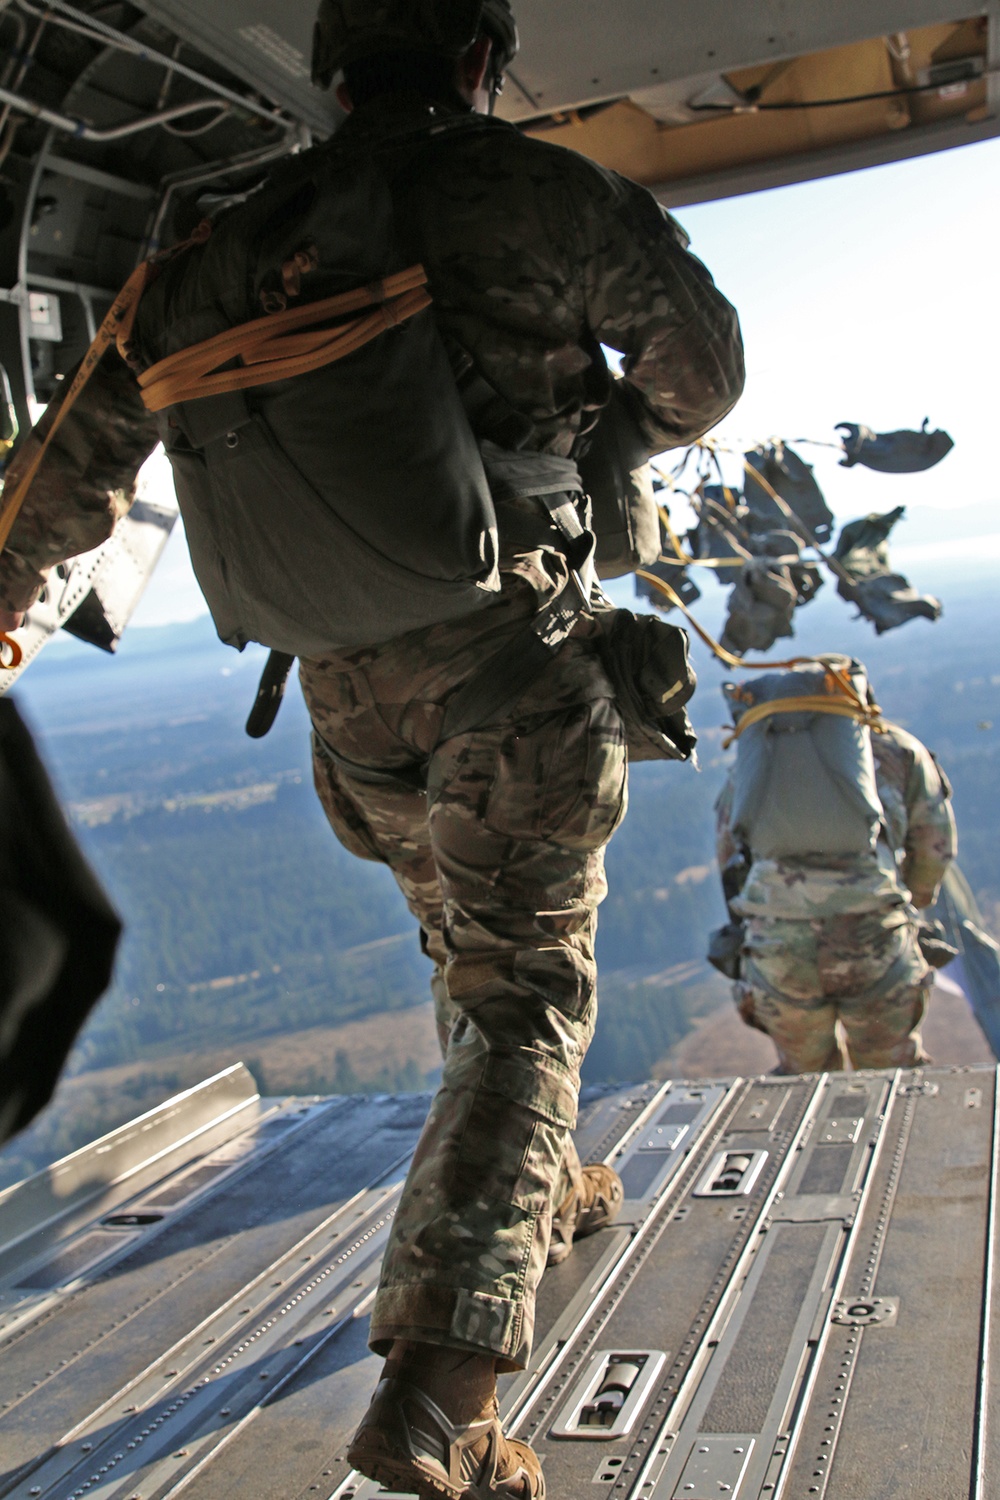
[{"left": 0, "top": 546, "right": 997, "bottom": 1188}]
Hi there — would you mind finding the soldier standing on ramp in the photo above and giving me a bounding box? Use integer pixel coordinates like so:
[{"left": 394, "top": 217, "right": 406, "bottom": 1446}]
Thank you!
[
  {"left": 712, "top": 659, "right": 956, "bottom": 1075},
  {"left": 0, "top": 1, "right": 744, "bottom": 1492}
]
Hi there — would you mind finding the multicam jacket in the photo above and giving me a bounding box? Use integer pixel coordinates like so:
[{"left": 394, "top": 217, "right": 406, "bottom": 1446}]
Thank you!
[
  {"left": 0, "top": 96, "right": 743, "bottom": 615},
  {"left": 870, "top": 722, "right": 957, "bottom": 910},
  {"left": 716, "top": 720, "right": 956, "bottom": 920}
]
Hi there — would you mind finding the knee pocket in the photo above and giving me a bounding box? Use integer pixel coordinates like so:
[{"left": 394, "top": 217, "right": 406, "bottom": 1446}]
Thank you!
[
  {"left": 483, "top": 699, "right": 627, "bottom": 850},
  {"left": 450, "top": 1046, "right": 578, "bottom": 1207}
]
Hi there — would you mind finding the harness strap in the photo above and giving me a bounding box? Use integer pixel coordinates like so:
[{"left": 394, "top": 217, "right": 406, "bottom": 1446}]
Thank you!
[
  {"left": 134, "top": 265, "right": 432, "bottom": 412},
  {"left": 723, "top": 693, "right": 887, "bottom": 747},
  {"left": 428, "top": 437, "right": 597, "bottom": 744}
]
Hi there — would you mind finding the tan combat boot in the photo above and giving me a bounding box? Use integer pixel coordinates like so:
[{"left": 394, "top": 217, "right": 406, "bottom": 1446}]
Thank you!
[
  {"left": 547, "top": 1163, "right": 624, "bottom": 1267},
  {"left": 347, "top": 1342, "right": 544, "bottom": 1500}
]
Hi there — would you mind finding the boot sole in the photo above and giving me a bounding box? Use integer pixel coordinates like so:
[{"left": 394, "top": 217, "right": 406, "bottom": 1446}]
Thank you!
[
  {"left": 348, "top": 1432, "right": 465, "bottom": 1500},
  {"left": 348, "top": 1432, "right": 546, "bottom": 1500}
]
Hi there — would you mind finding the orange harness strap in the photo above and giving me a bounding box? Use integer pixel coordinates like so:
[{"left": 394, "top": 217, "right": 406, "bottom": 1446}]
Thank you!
[
  {"left": 0, "top": 236, "right": 430, "bottom": 667},
  {"left": 134, "top": 264, "right": 432, "bottom": 413},
  {"left": 721, "top": 692, "right": 886, "bottom": 748}
]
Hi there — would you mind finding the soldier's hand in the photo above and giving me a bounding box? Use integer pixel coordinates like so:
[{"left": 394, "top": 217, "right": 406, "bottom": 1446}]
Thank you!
[{"left": 0, "top": 609, "right": 24, "bottom": 632}]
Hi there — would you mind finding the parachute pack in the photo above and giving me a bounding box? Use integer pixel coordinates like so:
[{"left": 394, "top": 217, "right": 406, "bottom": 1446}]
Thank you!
[
  {"left": 130, "top": 122, "right": 508, "bottom": 658},
  {"left": 724, "top": 659, "right": 884, "bottom": 861},
  {"left": 128, "top": 113, "right": 665, "bottom": 661}
]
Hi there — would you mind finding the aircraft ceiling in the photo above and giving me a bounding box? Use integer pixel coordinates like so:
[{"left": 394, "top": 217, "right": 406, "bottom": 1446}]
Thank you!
[
  {"left": 505, "top": 0, "right": 987, "bottom": 114},
  {"left": 131, "top": 0, "right": 1000, "bottom": 202},
  {"left": 502, "top": 1, "right": 1000, "bottom": 203},
  {"left": 134, "top": 0, "right": 340, "bottom": 134}
]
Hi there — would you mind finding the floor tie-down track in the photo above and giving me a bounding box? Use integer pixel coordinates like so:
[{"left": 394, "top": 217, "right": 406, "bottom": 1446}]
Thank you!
[{"left": 1, "top": 1063, "right": 997, "bottom": 1500}]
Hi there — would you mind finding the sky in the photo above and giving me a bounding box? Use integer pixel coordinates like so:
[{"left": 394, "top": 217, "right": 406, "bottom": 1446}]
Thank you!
[{"left": 129, "top": 131, "right": 1000, "bottom": 627}]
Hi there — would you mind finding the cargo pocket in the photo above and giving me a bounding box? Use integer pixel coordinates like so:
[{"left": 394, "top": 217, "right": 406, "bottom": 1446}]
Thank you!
[
  {"left": 484, "top": 699, "right": 627, "bottom": 852},
  {"left": 311, "top": 741, "right": 385, "bottom": 864}
]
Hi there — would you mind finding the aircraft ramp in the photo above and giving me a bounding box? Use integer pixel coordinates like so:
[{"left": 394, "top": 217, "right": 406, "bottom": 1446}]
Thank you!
[{"left": 0, "top": 1061, "right": 997, "bottom": 1500}]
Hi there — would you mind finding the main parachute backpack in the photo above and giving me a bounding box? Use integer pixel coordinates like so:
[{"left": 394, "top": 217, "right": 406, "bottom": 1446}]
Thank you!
[
  {"left": 724, "top": 658, "right": 885, "bottom": 860},
  {"left": 129, "top": 131, "right": 501, "bottom": 657}
]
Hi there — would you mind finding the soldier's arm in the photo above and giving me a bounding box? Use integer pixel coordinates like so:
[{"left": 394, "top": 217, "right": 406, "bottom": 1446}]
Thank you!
[
  {"left": 902, "top": 745, "right": 957, "bottom": 908},
  {"left": 574, "top": 168, "right": 745, "bottom": 452},
  {"left": 0, "top": 352, "right": 160, "bottom": 618}
]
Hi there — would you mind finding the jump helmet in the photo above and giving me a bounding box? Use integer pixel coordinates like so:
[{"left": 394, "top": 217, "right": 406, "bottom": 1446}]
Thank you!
[{"left": 312, "top": 0, "right": 519, "bottom": 90}]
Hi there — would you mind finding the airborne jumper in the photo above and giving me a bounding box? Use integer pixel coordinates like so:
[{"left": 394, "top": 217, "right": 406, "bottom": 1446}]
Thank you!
[{"left": 0, "top": 3, "right": 998, "bottom": 1498}]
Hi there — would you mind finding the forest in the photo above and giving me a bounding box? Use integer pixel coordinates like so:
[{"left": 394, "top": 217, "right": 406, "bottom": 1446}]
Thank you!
[{"left": 0, "top": 575, "right": 997, "bottom": 1188}]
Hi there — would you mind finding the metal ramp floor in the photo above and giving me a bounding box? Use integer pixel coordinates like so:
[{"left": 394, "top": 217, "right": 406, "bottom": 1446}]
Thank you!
[{"left": 1, "top": 1061, "right": 997, "bottom": 1500}]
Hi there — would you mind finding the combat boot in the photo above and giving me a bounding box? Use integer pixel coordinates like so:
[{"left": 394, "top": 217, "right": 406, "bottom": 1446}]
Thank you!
[
  {"left": 547, "top": 1163, "right": 624, "bottom": 1266},
  {"left": 347, "top": 1342, "right": 544, "bottom": 1500}
]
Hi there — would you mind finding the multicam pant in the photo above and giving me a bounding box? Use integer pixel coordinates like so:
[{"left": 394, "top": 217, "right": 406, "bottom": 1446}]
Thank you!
[
  {"left": 735, "top": 908, "right": 932, "bottom": 1074},
  {"left": 299, "top": 581, "right": 627, "bottom": 1371}
]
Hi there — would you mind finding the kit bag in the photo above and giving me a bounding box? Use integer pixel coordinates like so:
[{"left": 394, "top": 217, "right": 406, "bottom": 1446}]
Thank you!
[
  {"left": 597, "top": 608, "right": 697, "bottom": 762},
  {"left": 726, "top": 660, "right": 884, "bottom": 860},
  {"left": 133, "top": 134, "right": 501, "bottom": 657}
]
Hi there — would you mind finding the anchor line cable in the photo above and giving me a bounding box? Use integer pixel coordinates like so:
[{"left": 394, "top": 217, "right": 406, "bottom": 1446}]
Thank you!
[{"left": 689, "top": 70, "right": 999, "bottom": 113}]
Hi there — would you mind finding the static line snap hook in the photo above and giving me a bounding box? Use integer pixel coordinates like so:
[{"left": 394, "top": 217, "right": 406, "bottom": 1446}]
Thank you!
[{"left": 0, "top": 633, "right": 23, "bottom": 670}]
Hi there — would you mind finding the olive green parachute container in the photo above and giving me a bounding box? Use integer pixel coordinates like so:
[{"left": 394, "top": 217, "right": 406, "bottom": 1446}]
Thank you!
[
  {"left": 724, "top": 659, "right": 883, "bottom": 861},
  {"left": 133, "top": 131, "right": 500, "bottom": 657}
]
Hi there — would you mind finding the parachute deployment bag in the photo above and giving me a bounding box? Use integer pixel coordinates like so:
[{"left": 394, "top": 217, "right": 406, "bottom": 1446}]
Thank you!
[
  {"left": 133, "top": 139, "right": 500, "bottom": 657},
  {"left": 726, "top": 661, "right": 884, "bottom": 861}
]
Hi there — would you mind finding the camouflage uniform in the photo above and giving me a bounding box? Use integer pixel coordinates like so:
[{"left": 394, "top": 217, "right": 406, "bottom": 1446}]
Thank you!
[
  {"left": 0, "top": 359, "right": 157, "bottom": 613},
  {"left": 302, "top": 581, "right": 625, "bottom": 1367},
  {"left": 716, "top": 722, "right": 956, "bottom": 1073},
  {"left": 0, "top": 97, "right": 743, "bottom": 1370}
]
